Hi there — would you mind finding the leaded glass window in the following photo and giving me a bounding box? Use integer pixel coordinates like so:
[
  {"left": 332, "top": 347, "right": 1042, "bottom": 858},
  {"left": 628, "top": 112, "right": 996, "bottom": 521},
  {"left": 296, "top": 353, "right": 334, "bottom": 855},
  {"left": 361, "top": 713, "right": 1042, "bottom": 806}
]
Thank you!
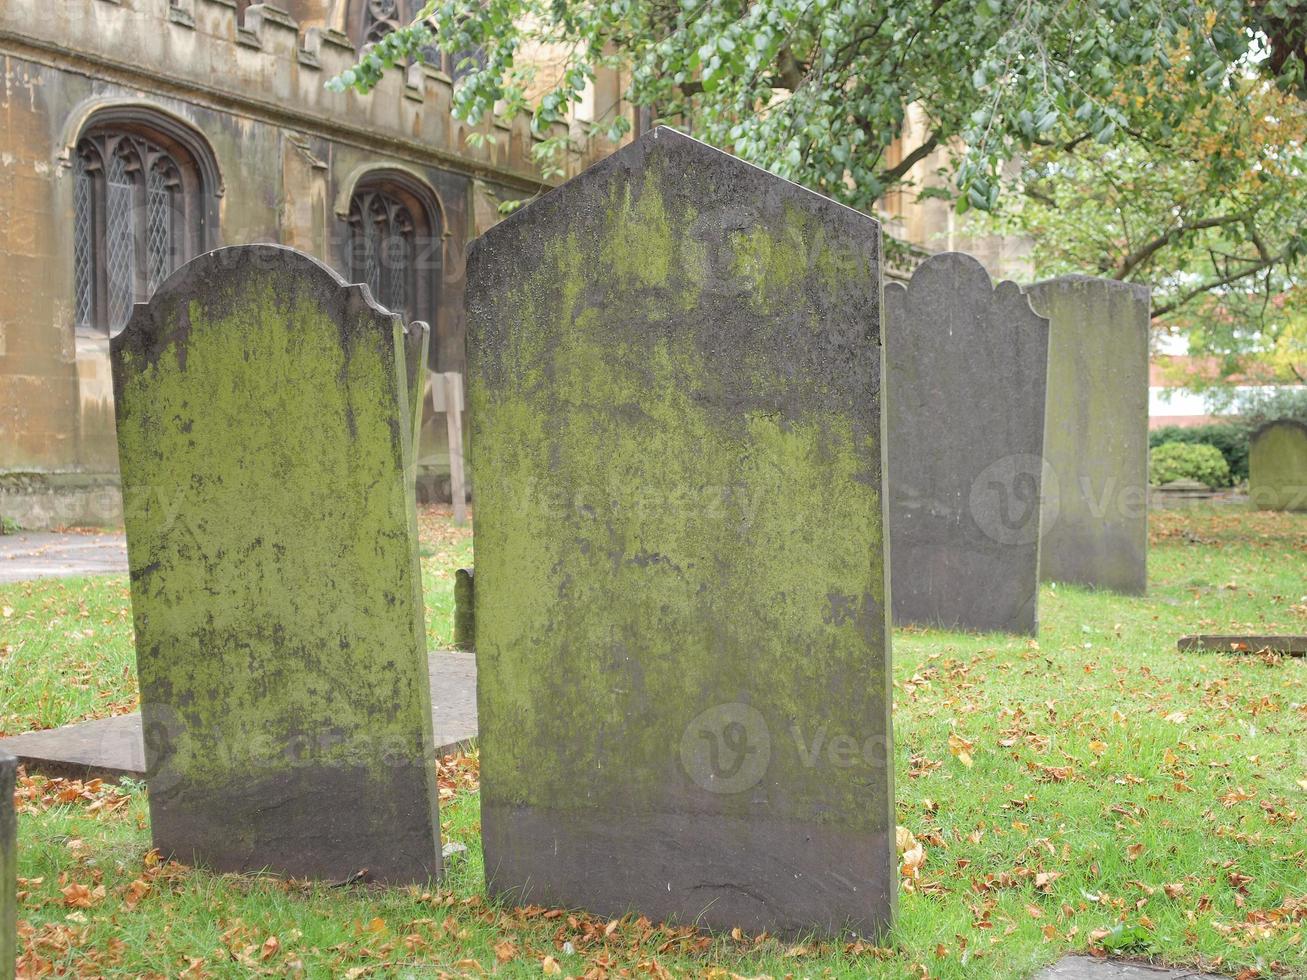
[
  {"left": 72, "top": 128, "right": 204, "bottom": 334},
  {"left": 345, "top": 181, "right": 441, "bottom": 329}
]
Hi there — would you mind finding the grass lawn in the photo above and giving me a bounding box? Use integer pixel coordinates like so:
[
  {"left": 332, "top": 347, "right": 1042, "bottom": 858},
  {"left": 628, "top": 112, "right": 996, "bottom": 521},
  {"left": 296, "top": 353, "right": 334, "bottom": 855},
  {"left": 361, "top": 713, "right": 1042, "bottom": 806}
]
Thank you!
[{"left": 1, "top": 506, "right": 1304, "bottom": 978}]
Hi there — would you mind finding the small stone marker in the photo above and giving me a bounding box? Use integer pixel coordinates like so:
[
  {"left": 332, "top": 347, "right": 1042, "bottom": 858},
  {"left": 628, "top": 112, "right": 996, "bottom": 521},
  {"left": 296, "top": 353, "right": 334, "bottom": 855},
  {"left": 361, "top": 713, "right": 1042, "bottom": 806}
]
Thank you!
[
  {"left": 1249, "top": 419, "right": 1307, "bottom": 512},
  {"left": 885, "top": 252, "right": 1049, "bottom": 634},
  {"left": 466, "top": 128, "right": 894, "bottom": 937},
  {"left": 405, "top": 321, "right": 431, "bottom": 452},
  {"left": 1025, "top": 276, "right": 1150, "bottom": 594},
  {"left": 1, "top": 750, "right": 15, "bottom": 980},
  {"left": 112, "top": 244, "right": 440, "bottom": 883},
  {"left": 452, "top": 568, "right": 475, "bottom": 651},
  {"left": 1178, "top": 635, "right": 1307, "bottom": 656}
]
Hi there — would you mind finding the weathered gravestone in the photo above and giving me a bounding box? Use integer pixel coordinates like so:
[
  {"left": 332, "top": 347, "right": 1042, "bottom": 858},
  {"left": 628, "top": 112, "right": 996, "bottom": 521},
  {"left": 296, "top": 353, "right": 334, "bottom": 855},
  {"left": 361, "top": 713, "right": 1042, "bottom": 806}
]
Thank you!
[
  {"left": 404, "top": 321, "right": 431, "bottom": 452},
  {"left": 112, "top": 245, "right": 440, "bottom": 883},
  {"left": 1, "top": 751, "right": 14, "bottom": 980},
  {"left": 1024, "top": 276, "right": 1150, "bottom": 594},
  {"left": 885, "top": 252, "right": 1049, "bottom": 634},
  {"left": 1249, "top": 419, "right": 1307, "bottom": 512},
  {"left": 466, "top": 127, "right": 895, "bottom": 937}
]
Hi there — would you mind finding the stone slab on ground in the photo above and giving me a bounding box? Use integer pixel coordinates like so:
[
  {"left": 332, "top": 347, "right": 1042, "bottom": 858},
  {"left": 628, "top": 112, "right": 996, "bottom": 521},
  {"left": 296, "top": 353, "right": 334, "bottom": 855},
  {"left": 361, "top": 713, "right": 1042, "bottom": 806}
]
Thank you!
[
  {"left": 1034, "top": 954, "right": 1227, "bottom": 979},
  {"left": 1177, "top": 634, "right": 1307, "bottom": 655},
  {"left": 0, "top": 532, "right": 127, "bottom": 583},
  {"left": 0, "top": 652, "right": 477, "bottom": 781}
]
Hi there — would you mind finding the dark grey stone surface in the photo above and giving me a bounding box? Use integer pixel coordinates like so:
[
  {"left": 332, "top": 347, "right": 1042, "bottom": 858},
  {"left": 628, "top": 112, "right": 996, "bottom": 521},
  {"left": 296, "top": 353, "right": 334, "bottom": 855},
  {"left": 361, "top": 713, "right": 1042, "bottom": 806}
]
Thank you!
[
  {"left": 466, "top": 127, "right": 894, "bottom": 938},
  {"left": 111, "top": 245, "right": 440, "bottom": 884},
  {"left": 1025, "top": 276, "right": 1150, "bottom": 594},
  {"left": 1, "top": 750, "right": 14, "bottom": 980},
  {"left": 0, "top": 652, "right": 478, "bottom": 781},
  {"left": 885, "top": 251, "right": 1049, "bottom": 635},
  {"left": 1034, "top": 954, "right": 1227, "bottom": 979}
]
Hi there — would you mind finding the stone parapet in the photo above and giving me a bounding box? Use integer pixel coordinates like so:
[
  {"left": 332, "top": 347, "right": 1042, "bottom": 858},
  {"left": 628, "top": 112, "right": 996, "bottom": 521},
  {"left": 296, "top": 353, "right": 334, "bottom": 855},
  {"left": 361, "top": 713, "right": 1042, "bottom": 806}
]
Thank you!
[{"left": 0, "top": 0, "right": 584, "bottom": 190}]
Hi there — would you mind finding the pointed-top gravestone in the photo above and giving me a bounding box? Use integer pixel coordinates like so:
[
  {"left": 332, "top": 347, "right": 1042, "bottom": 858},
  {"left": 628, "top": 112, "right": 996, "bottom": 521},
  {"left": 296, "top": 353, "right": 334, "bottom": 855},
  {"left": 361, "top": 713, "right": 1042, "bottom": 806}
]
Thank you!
[
  {"left": 1, "top": 750, "right": 14, "bottom": 980},
  {"left": 1249, "top": 419, "right": 1307, "bottom": 512},
  {"left": 1025, "top": 276, "right": 1150, "bottom": 594},
  {"left": 466, "top": 127, "right": 894, "bottom": 938},
  {"left": 885, "top": 252, "right": 1050, "bottom": 635},
  {"left": 112, "top": 245, "right": 440, "bottom": 883}
]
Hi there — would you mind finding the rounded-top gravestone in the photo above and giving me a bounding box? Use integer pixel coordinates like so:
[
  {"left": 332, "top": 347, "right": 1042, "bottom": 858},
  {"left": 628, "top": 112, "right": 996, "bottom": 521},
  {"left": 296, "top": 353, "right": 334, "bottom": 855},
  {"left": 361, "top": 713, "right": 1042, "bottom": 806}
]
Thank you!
[
  {"left": 885, "top": 251, "right": 1050, "bottom": 635},
  {"left": 1249, "top": 419, "right": 1307, "bottom": 512},
  {"left": 111, "top": 245, "right": 440, "bottom": 884}
]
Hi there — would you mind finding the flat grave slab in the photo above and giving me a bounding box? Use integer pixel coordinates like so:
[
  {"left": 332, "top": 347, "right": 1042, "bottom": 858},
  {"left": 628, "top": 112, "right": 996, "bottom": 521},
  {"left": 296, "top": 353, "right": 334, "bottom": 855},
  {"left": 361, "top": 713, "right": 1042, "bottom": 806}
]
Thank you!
[
  {"left": 1177, "top": 635, "right": 1306, "bottom": 656},
  {"left": 0, "top": 531, "right": 127, "bottom": 583},
  {"left": 1034, "top": 954, "right": 1227, "bottom": 979},
  {"left": 0, "top": 651, "right": 477, "bottom": 781}
]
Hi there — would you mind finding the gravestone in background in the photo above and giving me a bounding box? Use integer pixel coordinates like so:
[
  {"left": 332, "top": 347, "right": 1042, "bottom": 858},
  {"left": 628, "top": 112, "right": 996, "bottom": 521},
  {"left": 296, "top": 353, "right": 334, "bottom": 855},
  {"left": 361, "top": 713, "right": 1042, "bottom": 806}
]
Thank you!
[
  {"left": 1024, "top": 276, "right": 1150, "bottom": 594},
  {"left": 885, "top": 251, "right": 1049, "bottom": 634},
  {"left": 404, "top": 321, "right": 431, "bottom": 452},
  {"left": 112, "top": 245, "right": 440, "bottom": 883},
  {"left": 1249, "top": 419, "right": 1307, "bottom": 512},
  {"left": 1, "top": 750, "right": 14, "bottom": 980},
  {"left": 467, "top": 127, "right": 895, "bottom": 937}
]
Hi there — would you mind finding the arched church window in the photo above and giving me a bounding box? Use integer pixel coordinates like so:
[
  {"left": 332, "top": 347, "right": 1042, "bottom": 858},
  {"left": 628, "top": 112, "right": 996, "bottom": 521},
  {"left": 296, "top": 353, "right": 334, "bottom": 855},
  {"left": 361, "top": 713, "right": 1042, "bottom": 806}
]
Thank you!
[
  {"left": 72, "top": 123, "right": 213, "bottom": 334},
  {"left": 345, "top": 176, "right": 442, "bottom": 329}
]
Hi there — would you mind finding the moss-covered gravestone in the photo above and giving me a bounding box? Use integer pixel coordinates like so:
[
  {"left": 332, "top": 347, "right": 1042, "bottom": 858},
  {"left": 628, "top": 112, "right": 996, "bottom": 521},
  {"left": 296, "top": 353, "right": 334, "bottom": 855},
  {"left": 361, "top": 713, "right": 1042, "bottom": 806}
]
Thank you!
[
  {"left": 111, "top": 245, "right": 440, "bottom": 883},
  {"left": 466, "top": 128, "right": 894, "bottom": 937},
  {"left": 885, "top": 252, "right": 1049, "bottom": 635},
  {"left": 1, "top": 751, "right": 14, "bottom": 980},
  {"left": 1024, "top": 276, "right": 1150, "bottom": 594},
  {"left": 1249, "top": 419, "right": 1307, "bottom": 512}
]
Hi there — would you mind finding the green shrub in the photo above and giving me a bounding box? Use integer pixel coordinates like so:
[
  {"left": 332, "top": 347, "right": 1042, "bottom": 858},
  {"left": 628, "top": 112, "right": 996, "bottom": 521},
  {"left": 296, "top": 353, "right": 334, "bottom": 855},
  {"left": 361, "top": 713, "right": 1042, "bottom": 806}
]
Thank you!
[
  {"left": 1149, "top": 441, "right": 1232, "bottom": 488},
  {"left": 1148, "top": 423, "right": 1250, "bottom": 481}
]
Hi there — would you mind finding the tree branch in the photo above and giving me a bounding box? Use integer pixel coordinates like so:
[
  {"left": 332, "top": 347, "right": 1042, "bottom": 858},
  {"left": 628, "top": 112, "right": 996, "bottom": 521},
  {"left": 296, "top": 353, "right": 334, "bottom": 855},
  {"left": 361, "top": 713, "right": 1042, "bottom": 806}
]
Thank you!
[
  {"left": 1116, "top": 212, "right": 1250, "bottom": 280},
  {"left": 1151, "top": 253, "right": 1285, "bottom": 317},
  {"left": 775, "top": 43, "right": 806, "bottom": 91},
  {"left": 876, "top": 133, "right": 941, "bottom": 187}
]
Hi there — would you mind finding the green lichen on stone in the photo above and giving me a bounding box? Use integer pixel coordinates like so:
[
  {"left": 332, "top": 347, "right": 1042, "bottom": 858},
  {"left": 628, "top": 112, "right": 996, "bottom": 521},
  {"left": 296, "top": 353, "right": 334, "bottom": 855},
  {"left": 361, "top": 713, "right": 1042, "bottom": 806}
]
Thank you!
[
  {"left": 453, "top": 568, "right": 475, "bottom": 651},
  {"left": 468, "top": 138, "right": 888, "bottom": 827},
  {"left": 113, "top": 247, "right": 439, "bottom": 882},
  {"left": 1249, "top": 420, "right": 1307, "bottom": 512}
]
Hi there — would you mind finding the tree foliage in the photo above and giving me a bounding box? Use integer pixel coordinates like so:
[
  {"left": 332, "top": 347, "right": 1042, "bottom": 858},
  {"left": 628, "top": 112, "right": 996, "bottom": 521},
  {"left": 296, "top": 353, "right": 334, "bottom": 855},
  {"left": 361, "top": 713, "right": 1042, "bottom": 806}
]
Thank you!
[
  {"left": 331, "top": 1, "right": 1307, "bottom": 330},
  {"left": 985, "top": 62, "right": 1307, "bottom": 358}
]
